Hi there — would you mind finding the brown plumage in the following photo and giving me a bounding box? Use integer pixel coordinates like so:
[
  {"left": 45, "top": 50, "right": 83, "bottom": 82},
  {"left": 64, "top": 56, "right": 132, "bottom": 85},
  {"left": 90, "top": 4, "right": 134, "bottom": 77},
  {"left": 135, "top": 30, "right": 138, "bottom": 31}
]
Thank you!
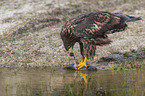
[{"left": 60, "top": 11, "right": 141, "bottom": 69}]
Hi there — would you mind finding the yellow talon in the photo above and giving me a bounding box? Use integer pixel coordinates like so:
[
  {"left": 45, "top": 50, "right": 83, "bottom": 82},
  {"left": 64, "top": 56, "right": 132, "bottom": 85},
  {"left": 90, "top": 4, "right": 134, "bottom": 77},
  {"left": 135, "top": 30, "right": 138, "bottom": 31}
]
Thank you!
[{"left": 78, "top": 57, "right": 88, "bottom": 70}]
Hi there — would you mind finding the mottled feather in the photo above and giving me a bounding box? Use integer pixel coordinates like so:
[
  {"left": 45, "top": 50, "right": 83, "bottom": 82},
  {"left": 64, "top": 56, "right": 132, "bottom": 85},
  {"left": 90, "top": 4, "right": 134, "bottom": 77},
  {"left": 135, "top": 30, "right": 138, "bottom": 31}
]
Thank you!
[{"left": 60, "top": 11, "right": 141, "bottom": 58}]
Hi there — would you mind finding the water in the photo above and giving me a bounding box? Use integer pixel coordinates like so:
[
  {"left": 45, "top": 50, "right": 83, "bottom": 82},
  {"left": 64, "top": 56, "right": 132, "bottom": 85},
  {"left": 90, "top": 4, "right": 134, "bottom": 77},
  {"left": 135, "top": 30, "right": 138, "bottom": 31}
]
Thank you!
[{"left": 0, "top": 67, "right": 145, "bottom": 96}]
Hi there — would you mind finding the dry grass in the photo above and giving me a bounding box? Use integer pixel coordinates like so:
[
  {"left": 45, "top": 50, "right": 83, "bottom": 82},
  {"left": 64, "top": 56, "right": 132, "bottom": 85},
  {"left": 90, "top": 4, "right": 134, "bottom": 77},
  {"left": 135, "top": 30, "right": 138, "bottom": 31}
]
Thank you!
[{"left": 0, "top": 0, "right": 145, "bottom": 67}]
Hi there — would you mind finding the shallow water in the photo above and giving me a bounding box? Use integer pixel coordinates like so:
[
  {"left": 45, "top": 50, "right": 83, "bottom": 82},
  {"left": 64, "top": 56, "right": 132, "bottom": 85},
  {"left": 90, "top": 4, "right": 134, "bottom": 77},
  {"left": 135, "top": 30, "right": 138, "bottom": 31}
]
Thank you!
[{"left": 0, "top": 67, "right": 145, "bottom": 96}]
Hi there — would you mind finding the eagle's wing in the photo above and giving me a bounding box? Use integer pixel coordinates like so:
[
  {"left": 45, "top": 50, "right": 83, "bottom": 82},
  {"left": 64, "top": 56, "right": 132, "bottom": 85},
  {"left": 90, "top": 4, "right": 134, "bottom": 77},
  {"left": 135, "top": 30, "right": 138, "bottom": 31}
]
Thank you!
[{"left": 71, "top": 12, "right": 126, "bottom": 38}]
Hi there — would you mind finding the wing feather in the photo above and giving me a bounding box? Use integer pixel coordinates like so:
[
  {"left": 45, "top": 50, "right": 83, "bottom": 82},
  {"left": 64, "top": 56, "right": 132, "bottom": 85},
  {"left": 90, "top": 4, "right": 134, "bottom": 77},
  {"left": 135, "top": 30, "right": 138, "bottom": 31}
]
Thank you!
[{"left": 70, "top": 12, "right": 125, "bottom": 38}]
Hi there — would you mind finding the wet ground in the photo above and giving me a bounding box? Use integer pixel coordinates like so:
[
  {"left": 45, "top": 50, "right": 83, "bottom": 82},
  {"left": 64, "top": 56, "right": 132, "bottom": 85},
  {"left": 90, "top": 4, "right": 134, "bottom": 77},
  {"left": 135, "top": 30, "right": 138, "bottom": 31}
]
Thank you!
[{"left": 0, "top": 67, "right": 145, "bottom": 96}]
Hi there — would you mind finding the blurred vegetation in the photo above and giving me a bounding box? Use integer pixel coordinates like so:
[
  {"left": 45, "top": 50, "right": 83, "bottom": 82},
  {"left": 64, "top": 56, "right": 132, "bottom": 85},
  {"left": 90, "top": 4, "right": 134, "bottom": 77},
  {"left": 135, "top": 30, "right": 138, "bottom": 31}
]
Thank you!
[{"left": 0, "top": 0, "right": 145, "bottom": 69}]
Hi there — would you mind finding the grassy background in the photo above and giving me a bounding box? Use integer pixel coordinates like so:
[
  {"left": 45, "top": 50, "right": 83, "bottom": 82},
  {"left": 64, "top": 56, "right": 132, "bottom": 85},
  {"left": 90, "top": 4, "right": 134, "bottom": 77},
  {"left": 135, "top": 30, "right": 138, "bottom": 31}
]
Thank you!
[{"left": 0, "top": 0, "right": 145, "bottom": 68}]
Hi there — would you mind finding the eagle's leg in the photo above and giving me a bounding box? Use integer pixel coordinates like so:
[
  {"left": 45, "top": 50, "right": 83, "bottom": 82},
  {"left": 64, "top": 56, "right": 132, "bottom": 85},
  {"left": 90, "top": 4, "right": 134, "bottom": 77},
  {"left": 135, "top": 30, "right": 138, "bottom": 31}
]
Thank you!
[{"left": 78, "top": 57, "right": 88, "bottom": 70}]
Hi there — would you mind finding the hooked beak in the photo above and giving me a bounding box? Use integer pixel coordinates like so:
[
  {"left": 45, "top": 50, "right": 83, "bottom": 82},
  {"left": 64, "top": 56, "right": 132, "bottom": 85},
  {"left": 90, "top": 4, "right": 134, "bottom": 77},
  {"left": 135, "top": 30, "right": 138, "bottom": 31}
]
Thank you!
[{"left": 69, "top": 47, "right": 74, "bottom": 56}]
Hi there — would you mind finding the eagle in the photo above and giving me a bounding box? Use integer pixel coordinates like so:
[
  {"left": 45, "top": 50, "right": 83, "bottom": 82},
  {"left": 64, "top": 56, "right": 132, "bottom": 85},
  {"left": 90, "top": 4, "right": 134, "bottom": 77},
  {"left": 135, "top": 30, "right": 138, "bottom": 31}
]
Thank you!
[{"left": 60, "top": 11, "right": 141, "bottom": 70}]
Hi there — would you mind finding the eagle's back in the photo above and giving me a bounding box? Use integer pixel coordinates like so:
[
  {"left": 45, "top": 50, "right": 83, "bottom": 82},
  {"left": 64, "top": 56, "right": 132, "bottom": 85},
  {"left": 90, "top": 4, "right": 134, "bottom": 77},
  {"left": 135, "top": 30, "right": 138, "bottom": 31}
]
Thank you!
[
  {"left": 60, "top": 11, "right": 141, "bottom": 52},
  {"left": 71, "top": 11, "right": 128, "bottom": 38}
]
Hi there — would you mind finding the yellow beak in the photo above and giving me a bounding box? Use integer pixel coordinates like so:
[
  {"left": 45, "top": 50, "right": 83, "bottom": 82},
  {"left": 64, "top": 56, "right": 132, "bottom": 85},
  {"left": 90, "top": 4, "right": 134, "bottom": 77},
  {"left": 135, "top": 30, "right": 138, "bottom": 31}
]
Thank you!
[{"left": 69, "top": 47, "right": 74, "bottom": 56}]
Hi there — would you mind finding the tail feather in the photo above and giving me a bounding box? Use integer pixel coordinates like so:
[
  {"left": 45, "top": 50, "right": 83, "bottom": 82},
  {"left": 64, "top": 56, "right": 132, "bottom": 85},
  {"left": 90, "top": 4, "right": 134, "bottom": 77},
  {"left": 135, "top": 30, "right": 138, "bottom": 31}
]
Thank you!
[
  {"left": 126, "top": 15, "right": 142, "bottom": 22},
  {"left": 114, "top": 13, "right": 142, "bottom": 22}
]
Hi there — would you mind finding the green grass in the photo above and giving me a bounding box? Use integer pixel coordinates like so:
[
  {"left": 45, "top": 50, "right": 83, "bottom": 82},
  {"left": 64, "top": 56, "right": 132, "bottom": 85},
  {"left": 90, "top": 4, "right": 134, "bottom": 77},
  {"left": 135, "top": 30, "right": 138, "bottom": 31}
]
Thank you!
[{"left": 108, "top": 59, "right": 144, "bottom": 71}]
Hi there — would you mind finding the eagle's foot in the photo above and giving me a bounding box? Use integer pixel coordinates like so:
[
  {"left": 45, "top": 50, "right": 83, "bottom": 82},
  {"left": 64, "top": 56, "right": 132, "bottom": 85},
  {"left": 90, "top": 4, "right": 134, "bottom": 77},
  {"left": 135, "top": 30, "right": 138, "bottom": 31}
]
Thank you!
[{"left": 78, "top": 57, "right": 88, "bottom": 70}]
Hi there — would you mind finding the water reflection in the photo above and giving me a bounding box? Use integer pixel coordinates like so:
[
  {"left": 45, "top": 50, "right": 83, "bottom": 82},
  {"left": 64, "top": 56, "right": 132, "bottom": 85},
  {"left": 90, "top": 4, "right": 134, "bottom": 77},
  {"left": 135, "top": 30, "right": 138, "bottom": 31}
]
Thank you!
[{"left": 0, "top": 67, "right": 145, "bottom": 96}]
